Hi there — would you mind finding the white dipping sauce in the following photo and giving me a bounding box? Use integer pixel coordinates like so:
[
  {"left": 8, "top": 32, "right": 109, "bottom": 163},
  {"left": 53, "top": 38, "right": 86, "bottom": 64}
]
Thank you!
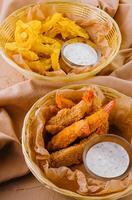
[
  {"left": 63, "top": 42, "right": 98, "bottom": 66},
  {"left": 86, "top": 142, "right": 129, "bottom": 178}
]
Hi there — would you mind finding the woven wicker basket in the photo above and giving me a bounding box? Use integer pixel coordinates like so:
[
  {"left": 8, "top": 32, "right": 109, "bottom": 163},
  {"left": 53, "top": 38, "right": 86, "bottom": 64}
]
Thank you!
[
  {"left": 22, "top": 84, "right": 132, "bottom": 200},
  {"left": 0, "top": 1, "right": 121, "bottom": 82}
]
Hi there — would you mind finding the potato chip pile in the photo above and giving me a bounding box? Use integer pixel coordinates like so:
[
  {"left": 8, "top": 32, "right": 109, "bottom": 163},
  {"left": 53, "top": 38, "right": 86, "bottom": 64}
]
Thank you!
[{"left": 5, "top": 13, "right": 90, "bottom": 74}]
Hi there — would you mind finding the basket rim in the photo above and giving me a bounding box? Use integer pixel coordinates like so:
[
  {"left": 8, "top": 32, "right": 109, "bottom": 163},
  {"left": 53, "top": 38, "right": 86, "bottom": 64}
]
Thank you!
[
  {"left": 0, "top": 1, "right": 122, "bottom": 82},
  {"left": 22, "top": 84, "right": 132, "bottom": 200}
]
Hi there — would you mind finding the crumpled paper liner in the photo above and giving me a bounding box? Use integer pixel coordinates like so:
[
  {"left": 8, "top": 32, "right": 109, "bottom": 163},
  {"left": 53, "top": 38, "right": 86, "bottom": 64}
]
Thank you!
[{"left": 24, "top": 84, "right": 132, "bottom": 196}]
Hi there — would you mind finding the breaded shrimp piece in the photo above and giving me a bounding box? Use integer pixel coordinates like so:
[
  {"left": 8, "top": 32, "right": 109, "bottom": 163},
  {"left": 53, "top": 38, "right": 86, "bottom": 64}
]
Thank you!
[
  {"left": 50, "top": 123, "right": 108, "bottom": 168},
  {"left": 46, "top": 89, "right": 94, "bottom": 134},
  {"left": 55, "top": 93, "right": 75, "bottom": 109},
  {"left": 47, "top": 100, "right": 115, "bottom": 151},
  {"left": 54, "top": 85, "right": 105, "bottom": 104}
]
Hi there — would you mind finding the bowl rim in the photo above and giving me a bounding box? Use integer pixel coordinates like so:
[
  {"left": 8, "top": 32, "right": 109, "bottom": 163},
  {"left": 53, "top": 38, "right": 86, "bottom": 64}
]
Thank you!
[
  {"left": 61, "top": 41, "right": 100, "bottom": 69},
  {"left": 83, "top": 134, "right": 132, "bottom": 181},
  {"left": 0, "top": 0, "right": 122, "bottom": 82}
]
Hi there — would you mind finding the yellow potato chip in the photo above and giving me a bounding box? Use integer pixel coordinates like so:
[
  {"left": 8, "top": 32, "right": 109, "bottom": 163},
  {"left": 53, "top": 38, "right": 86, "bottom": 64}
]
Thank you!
[
  {"left": 32, "top": 42, "right": 52, "bottom": 55},
  {"left": 5, "top": 42, "right": 38, "bottom": 61},
  {"left": 44, "top": 15, "right": 89, "bottom": 40},
  {"left": 58, "top": 19, "right": 89, "bottom": 39},
  {"left": 15, "top": 20, "right": 41, "bottom": 49},
  {"left": 28, "top": 58, "right": 51, "bottom": 73},
  {"left": 55, "top": 38, "right": 64, "bottom": 46},
  {"left": 19, "top": 49, "right": 39, "bottom": 61},
  {"left": 45, "top": 26, "right": 60, "bottom": 38},
  {"left": 27, "top": 20, "right": 42, "bottom": 32},
  {"left": 51, "top": 42, "right": 61, "bottom": 70},
  {"left": 40, "top": 35, "right": 56, "bottom": 44},
  {"left": 42, "top": 13, "right": 63, "bottom": 32},
  {"left": 5, "top": 42, "right": 18, "bottom": 52}
]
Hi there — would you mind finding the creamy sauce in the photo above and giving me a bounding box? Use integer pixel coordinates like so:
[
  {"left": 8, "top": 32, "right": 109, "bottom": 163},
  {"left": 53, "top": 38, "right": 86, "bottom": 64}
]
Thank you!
[
  {"left": 63, "top": 42, "right": 98, "bottom": 66},
  {"left": 85, "top": 142, "right": 129, "bottom": 178}
]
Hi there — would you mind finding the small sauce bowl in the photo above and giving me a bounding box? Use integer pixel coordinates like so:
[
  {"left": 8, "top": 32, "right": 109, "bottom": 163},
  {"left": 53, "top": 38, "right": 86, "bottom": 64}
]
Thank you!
[
  {"left": 61, "top": 42, "right": 100, "bottom": 70},
  {"left": 83, "top": 134, "right": 132, "bottom": 181}
]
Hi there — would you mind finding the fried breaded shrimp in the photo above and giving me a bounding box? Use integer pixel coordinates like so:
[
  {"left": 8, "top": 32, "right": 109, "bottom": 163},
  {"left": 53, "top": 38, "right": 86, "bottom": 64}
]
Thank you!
[
  {"left": 50, "top": 122, "right": 108, "bottom": 167},
  {"left": 47, "top": 100, "right": 115, "bottom": 151},
  {"left": 46, "top": 89, "right": 94, "bottom": 134},
  {"left": 55, "top": 92, "right": 75, "bottom": 109}
]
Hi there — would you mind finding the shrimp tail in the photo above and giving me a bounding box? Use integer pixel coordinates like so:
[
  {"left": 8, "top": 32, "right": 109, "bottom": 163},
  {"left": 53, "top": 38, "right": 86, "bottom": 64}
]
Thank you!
[
  {"left": 82, "top": 89, "right": 94, "bottom": 103},
  {"left": 103, "top": 100, "right": 116, "bottom": 113},
  {"left": 55, "top": 93, "right": 75, "bottom": 109}
]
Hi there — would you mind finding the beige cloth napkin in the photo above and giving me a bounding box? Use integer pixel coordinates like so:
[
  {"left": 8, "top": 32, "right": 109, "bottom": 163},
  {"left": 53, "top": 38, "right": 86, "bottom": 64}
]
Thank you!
[{"left": 0, "top": 0, "right": 132, "bottom": 199}]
